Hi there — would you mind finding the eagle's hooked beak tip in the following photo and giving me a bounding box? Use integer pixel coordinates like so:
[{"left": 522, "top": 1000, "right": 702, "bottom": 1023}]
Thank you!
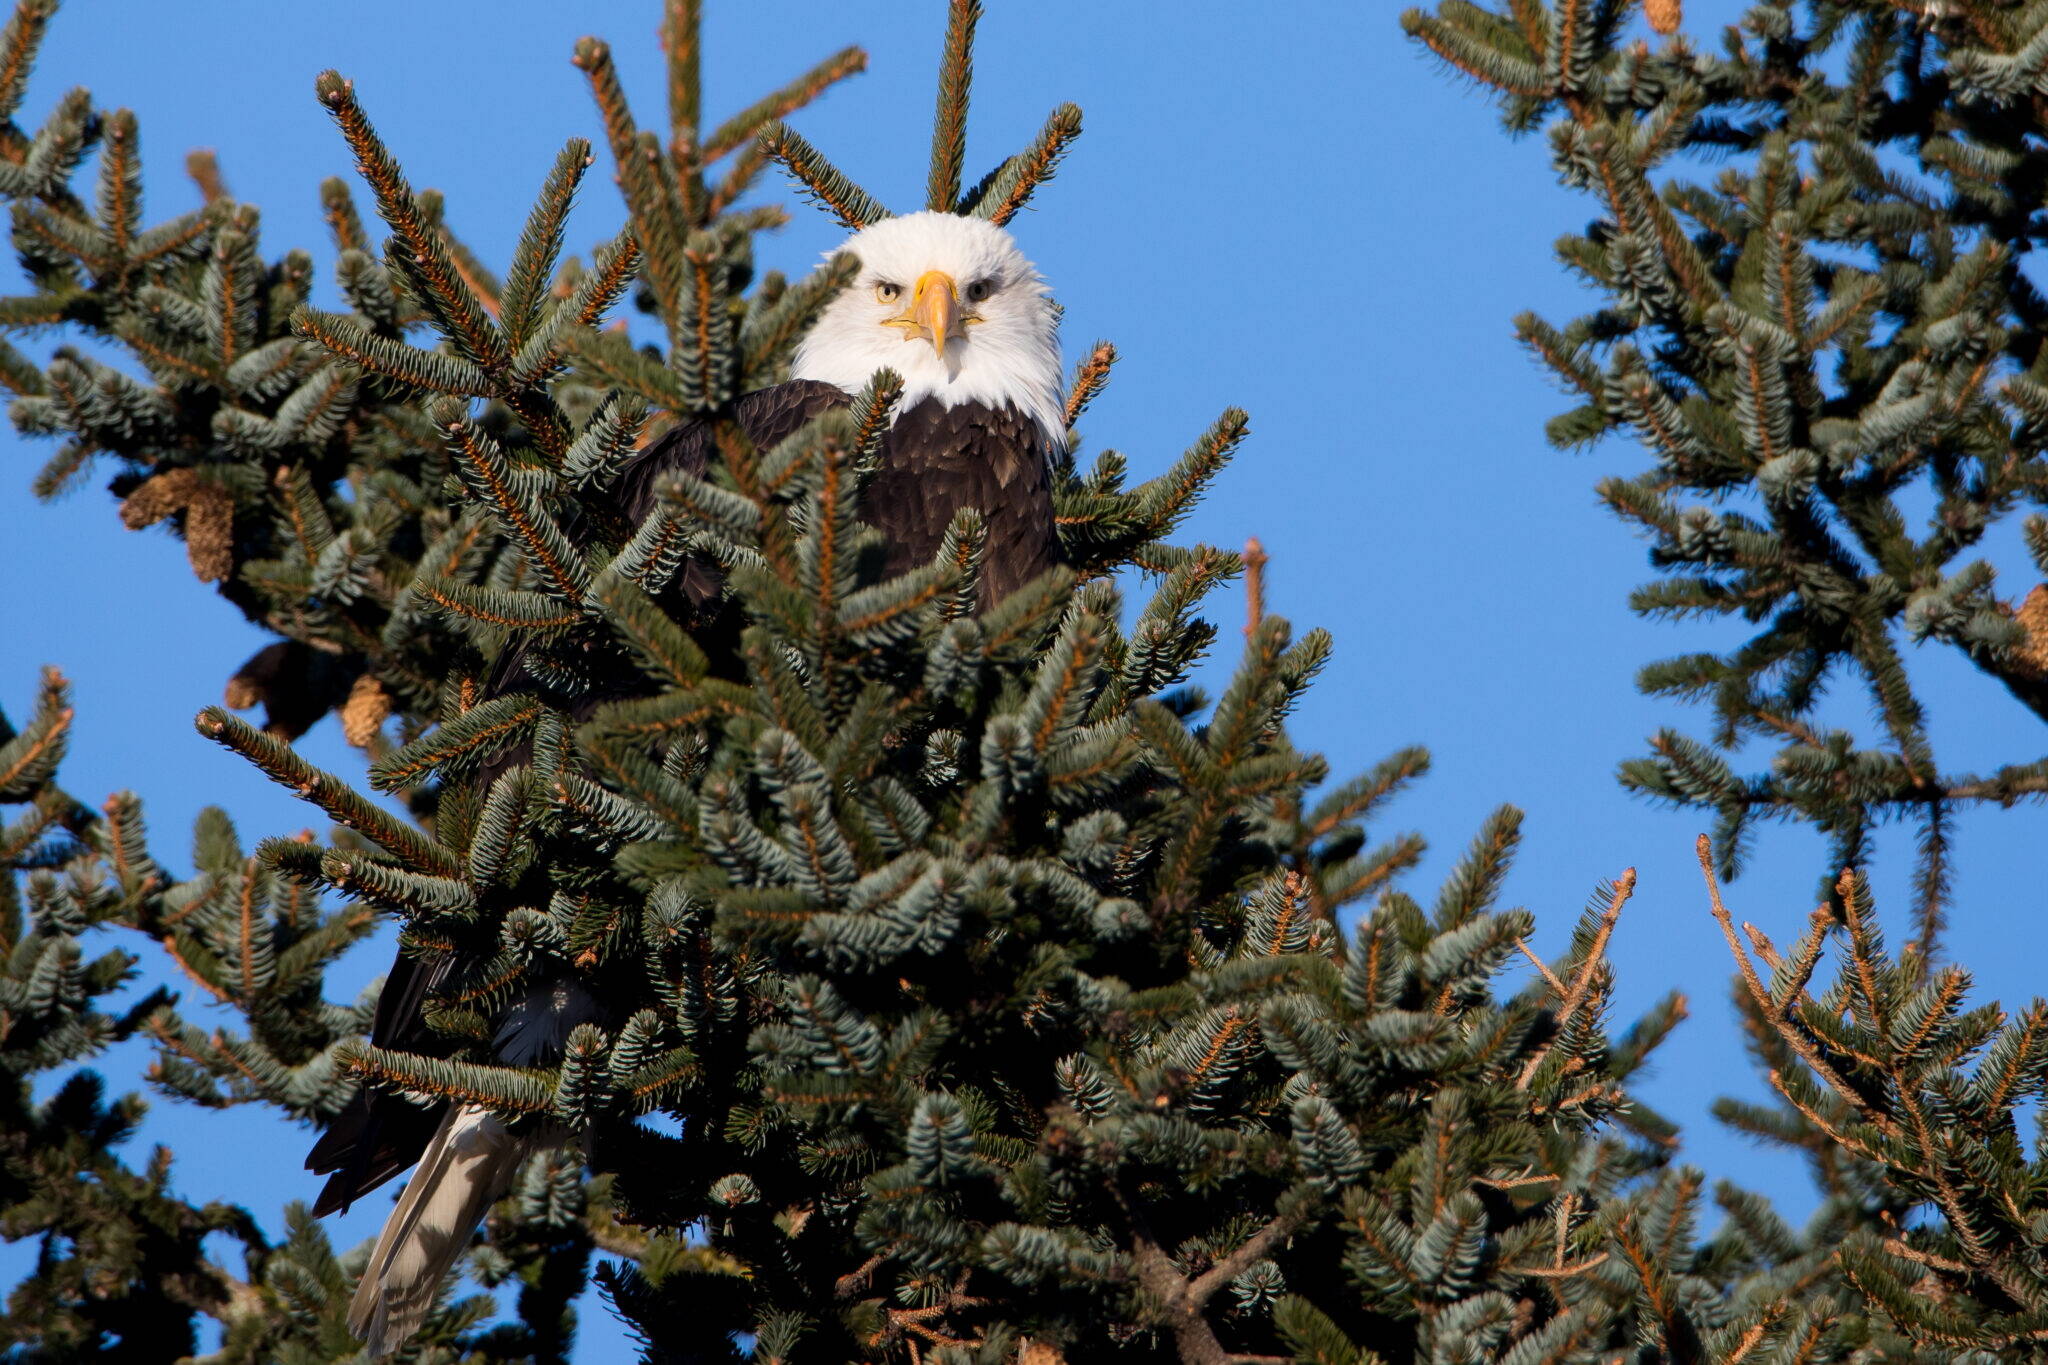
[{"left": 909, "top": 270, "right": 959, "bottom": 357}]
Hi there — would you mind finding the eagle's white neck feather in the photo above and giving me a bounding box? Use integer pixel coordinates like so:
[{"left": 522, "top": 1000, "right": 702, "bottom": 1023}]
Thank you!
[{"left": 791, "top": 211, "right": 1065, "bottom": 451}]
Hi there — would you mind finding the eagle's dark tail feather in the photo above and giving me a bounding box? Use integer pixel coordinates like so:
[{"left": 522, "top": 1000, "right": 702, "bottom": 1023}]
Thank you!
[{"left": 308, "top": 952, "right": 453, "bottom": 1215}]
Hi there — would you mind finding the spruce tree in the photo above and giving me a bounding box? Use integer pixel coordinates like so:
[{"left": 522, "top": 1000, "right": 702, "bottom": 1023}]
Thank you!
[
  {"left": 0, "top": 668, "right": 588, "bottom": 1360},
  {"left": 0, "top": 0, "right": 1711, "bottom": 1357},
  {"left": 13, "top": 0, "right": 2048, "bottom": 1361},
  {"left": 0, "top": 0, "right": 867, "bottom": 1355},
  {"left": 1406, "top": 0, "right": 2048, "bottom": 1359},
  {"left": 1405, "top": 0, "right": 2048, "bottom": 943},
  {"left": 152, "top": 4, "right": 1699, "bottom": 1355}
]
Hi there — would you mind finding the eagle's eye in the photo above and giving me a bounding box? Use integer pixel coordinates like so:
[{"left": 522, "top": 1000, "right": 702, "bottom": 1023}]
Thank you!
[
  {"left": 875, "top": 282, "right": 902, "bottom": 303},
  {"left": 964, "top": 278, "right": 994, "bottom": 303}
]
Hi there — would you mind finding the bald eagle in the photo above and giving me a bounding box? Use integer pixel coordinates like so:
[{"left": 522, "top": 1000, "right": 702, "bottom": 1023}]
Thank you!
[
  {"left": 325, "top": 210, "right": 1068, "bottom": 1355},
  {"left": 789, "top": 210, "right": 1065, "bottom": 599},
  {"left": 601, "top": 209, "right": 1068, "bottom": 605}
]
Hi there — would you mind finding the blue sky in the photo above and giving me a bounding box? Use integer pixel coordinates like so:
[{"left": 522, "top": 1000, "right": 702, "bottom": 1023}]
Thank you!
[{"left": 5, "top": 0, "right": 2045, "bottom": 1354}]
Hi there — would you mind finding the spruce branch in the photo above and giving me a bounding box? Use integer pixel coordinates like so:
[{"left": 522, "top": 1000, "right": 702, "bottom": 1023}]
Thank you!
[
  {"left": 291, "top": 306, "right": 488, "bottom": 393},
  {"left": 958, "top": 101, "right": 1083, "bottom": 226},
  {"left": 194, "top": 706, "right": 460, "bottom": 876},
  {"left": 0, "top": 0, "right": 55, "bottom": 133},
  {"left": 431, "top": 401, "right": 589, "bottom": 603},
  {"left": 1061, "top": 338, "right": 1115, "bottom": 431},
  {"left": 703, "top": 45, "right": 867, "bottom": 162},
  {"left": 757, "top": 121, "right": 890, "bottom": 229},
  {"left": 575, "top": 37, "right": 694, "bottom": 323},
  {"left": 499, "top": 137, "right": 592, "bottom": 352},
  {"left": 313, "top": 70, "right": 506, "bottom": 373},
  {"left": 925, "top": 0, "right": 980, "bottom": 212},
  {"left": 662, "top": 0, "right": 702, "bottom": 155}
]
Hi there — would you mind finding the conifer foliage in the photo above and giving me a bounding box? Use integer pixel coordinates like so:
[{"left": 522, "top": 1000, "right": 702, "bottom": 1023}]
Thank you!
[
  {"left": 0, "top": 669, "right": 566, "bottom": 1360},
  {"left": 1697, "top": 832, "right": 2048, "bottom": 1359},
  {"left": 159, "top": 2, "right": 1706, "bottom": 1354},
  {"left": 1401, "top": 2, "right": 2048, "bottom": 1361},
  {"left": 0, "top": 0, "right": 1712, "bottom": 1357},
  {"left": 13, "top": 0, "right": 2048, "bottom": 1361},
  {"left": 1404, "top": 0, "right": 2048, "bottom": 943},
  {"left": 0, "top": 0, "right": 864, "bottom": 1356}
]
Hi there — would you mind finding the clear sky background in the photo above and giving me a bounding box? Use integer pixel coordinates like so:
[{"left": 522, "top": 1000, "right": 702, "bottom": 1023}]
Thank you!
[{"left": 5, "top": 1, "right": 2045, "bottom": 1356}]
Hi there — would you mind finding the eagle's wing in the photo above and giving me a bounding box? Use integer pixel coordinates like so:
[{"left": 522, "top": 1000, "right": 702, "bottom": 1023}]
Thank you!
[
  {"left": 614, "top": 379, "right": 851, "bottom": 526},
  {"left": 306, "top": 949, "right": 451, "bottom": 1216}
]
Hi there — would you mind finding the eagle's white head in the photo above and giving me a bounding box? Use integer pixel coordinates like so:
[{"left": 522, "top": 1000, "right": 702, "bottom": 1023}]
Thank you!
[{"left": 791, "top": 210, "right": 1064, "bottom": 450}]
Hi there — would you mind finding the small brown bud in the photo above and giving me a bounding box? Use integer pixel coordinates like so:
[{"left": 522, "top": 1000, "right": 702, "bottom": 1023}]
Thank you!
[
  {"left": 121, "top": 468, "right": 233, "bottom": 581},
  {"left": 185, "top": 148, "right": 227, "bottom": 204},
  {"left": 2014, "top": 584, "right": 2048, "bottom": 678},
  {"left": 341, "top": 674, "right": 391, "bottom": 748},
  {"left": 182, "top": 483, "right": 234, "bottom": 583},
  {"left": 118, "top": 467, "right": 200, "bottom": 530},
  {"left": 1646, "top": 0, "right": 1681, "bottom": 35}
]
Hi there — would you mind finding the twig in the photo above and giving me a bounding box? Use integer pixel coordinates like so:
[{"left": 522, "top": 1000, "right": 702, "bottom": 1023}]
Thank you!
[
  {"left": 1517, "top": 939, "right": 1568, "bottom": 997},
  {"left": 1515, "top": 872, "right": 1632, "bottom": 1090},
  {"left": 1556, "top": 870, "right": 1632, "bottom": 1032},
  {"left": 1243, "top": 537, "right": 1267, "bottom": 637},
  {"left": 1697, "top": 835, "right": 1897, "bottom": 1135},
  {"left": 1507, "top": 1253, "right": 1610, "bottom": 1278},
  {"left": 1186, "top": 1209, "right": 1305, "bottom": 1305}
]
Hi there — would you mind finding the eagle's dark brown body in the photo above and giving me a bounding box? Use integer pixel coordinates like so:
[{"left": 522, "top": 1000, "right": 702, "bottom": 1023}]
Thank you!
[
  {"left": 861, "top": 394, "right": 1059, "bottom": 601},
  {"left": 307, "top": 382, "right": 1059, "bottom": 1217},
  {"left": 614, "top": 379, "right": 1060, "bottom": 603}
]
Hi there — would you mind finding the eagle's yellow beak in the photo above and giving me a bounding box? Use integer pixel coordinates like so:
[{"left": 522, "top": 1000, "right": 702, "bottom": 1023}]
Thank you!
[{"left": 894, "top": 270, "right": 960, "bottom": 357}]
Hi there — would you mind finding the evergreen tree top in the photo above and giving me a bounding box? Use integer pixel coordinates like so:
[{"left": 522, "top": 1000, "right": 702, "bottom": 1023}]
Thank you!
[
  {"left": 11, "top": 0, "right": 2048, "bottom": 1361},
  {"left": 1407, "top": 0, "right": 2048, "bottom": 944}
]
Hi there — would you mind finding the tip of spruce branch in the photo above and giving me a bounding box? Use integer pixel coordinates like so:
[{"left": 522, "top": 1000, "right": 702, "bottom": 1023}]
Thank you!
[
  {"left": 314, "top": 70, "right": 352, "bottom": 108},
  {"left": 571, "top": 36, "right": 608, "bottom": 70}
]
